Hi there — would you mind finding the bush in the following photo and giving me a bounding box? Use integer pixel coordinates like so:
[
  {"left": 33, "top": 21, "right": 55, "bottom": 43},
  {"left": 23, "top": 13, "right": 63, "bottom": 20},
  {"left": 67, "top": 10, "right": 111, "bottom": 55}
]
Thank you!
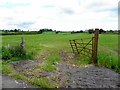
[
  {"left": 9, "top": 45, "right": 26, "bottom": 57},
  {"left": 2, "top": 45, "right": 33, "bottom": 60}
]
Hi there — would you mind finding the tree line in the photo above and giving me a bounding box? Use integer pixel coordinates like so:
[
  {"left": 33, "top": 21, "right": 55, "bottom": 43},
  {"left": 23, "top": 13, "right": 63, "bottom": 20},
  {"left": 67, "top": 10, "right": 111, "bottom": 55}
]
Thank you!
[
  {"left": 87, "top": 29, "right": 118, "bottom": 34},
  {"left": 0, "top": 28, "right": 118, "bottom": 35}
]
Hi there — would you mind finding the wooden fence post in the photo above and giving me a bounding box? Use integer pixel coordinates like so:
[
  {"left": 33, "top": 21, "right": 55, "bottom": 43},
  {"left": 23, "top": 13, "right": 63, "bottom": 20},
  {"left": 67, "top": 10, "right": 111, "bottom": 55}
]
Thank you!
[
  {"left": 20, "top": 37, "right": 25, "bottom": 49},
  {"left": 93, "top": 28, "right": 99, "bottom": 65}
]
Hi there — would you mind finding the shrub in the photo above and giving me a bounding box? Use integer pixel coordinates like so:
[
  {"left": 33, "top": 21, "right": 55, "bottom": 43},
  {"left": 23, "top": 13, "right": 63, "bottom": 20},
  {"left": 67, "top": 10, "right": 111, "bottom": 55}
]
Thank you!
[
  {"left": 9, "top": 45, "right": 26, "bottom": 57},
  {"left": 11, "top": 57, "right": 21, "bottom": 61},
  {"left": 2, "top": 45, "right": 33, "bottom": 60}
]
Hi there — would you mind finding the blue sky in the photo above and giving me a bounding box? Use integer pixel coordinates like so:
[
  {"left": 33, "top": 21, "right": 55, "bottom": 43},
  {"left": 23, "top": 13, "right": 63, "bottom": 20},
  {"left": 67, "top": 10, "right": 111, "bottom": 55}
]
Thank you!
[{"left": 0, "top": 0, "right": 118, "bottom": 31}]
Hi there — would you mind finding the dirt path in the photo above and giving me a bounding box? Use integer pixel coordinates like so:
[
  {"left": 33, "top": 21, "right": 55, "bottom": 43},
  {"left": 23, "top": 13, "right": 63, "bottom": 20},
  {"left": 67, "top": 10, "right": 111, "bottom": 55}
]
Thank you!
[{"left": 10, "top": 60, "right": 120, "bottom": 88}]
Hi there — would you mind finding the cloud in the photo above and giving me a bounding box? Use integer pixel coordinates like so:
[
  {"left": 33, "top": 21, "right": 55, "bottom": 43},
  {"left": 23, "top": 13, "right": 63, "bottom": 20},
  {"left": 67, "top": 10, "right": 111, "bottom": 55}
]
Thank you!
[
  {"left": 0, "top": 2, "right": 31, "bottom": 8},
  {"left": 0, "top": 0, "right": 119, "bottom": 31},
  {"left": 15, "top": 22, "right": 35, "bottom": 28},
  {"left": 61, "top": 8, "right": 75, "bottom": 15},
  {"left": 42, "top": 5, "right": 55, "bottom": 8}
]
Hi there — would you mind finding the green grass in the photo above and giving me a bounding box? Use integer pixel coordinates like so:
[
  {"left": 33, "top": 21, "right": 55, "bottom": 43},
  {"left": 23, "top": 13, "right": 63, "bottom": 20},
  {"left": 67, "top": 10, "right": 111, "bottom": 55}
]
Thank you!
[
  {"left": 2, "top": 33, "right": 92, "bottom": 53},
  {"left": 40, "top": 61, "right": 58, "bottom": 72},
  {"left": 0, "top": 60, "right": 2, "bottom": 73},
  {"left": 37, "top": 56, "right": 60, "bottom": 72},
  {"left": 2, "top": 33, "right": 119, "bottom": 71},
  {"left": 98, "top": 34, "right": 119, "bottom": 72},
  {"left": 29, "top": 77, "right": 54, "bottom": 88},
  {"left": 2, "top": 62, "right": 27, "bottom": 80},
  {"left": 74, "top": 55, "right": 92, "bottom": 66},
  {"left": 2, "top": 63, "right": 15, "bottom": 74},
  {"left": 2, "top": 33, "right": 92, "bottom": 61}
]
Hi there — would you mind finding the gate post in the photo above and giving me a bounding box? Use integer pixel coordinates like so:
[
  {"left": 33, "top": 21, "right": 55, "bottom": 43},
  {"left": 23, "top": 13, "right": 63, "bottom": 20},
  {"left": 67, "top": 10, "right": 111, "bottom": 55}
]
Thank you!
[{"left": 93, "top": 28, "right": 99, "bottom": 65}]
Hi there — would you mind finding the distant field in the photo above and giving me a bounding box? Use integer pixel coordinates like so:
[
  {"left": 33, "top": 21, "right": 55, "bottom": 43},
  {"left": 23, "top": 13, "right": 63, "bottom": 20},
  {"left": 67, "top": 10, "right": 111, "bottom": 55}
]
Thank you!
[{"left": 1, "top": 32, "right": 119, "bottom": 72}]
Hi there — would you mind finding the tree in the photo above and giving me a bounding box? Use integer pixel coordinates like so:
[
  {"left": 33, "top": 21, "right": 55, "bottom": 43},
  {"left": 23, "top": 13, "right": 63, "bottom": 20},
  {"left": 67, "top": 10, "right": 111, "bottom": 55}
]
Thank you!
[
  {"left": 80, "top": 30, "right": 83, "bottom": 33},
  {"left": 99, "top": 29, "right": 106, "bottom": 34},
  {"left": 71, "top": 31, "right": 75, "bottom": 34},
  {"left": 10, "top": 29, "right": 14, "bottom": 32},
  {"left": 88, "top": 29, "right": 94, "bottom": 34},
  {"left": 14, "top": 29, "right": 18, "bottom": 32},
  {"left": 109, "top": 30, "right": 114, "bottom": 33},
  {"left": 5, "top": 30, "right": 9, "bottom": 32},
  {"left": 18, "top": 29, "right": 21, "bottom": 32},
  {"left": 38, "top": 30, "right": 43, "bottom": 34},
  {"left": 55, "top": 31, "right": 59, "bottom": 34}
]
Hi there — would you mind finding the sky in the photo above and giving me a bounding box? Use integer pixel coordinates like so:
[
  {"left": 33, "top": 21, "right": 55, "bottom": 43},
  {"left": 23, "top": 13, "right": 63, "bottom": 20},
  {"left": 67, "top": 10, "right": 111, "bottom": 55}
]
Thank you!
[{"left": 0, "top": 0, "right": 119, "bottom": 31}]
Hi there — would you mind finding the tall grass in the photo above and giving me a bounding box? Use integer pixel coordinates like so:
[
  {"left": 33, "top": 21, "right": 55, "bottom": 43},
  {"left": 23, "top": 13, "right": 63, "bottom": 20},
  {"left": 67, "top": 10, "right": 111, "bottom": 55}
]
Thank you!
[{"left": 97, "top": 34, "right": 119, "bottom": 72}]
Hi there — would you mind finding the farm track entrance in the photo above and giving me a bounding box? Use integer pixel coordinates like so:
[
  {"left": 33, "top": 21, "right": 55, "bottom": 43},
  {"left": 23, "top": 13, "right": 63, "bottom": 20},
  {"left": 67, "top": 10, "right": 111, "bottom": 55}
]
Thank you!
[{"left": 69, "top": 29, "right": 99, "bottom": 65}]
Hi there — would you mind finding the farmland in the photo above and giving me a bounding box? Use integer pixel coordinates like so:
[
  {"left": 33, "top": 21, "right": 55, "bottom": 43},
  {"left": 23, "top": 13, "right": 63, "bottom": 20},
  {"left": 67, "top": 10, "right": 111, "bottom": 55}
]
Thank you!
[
  {"left": 1, "top": 32, "right": 119, "bottom": 88},
  {"left": 1, "top": 32, "right": 119, "bottom": 71}
]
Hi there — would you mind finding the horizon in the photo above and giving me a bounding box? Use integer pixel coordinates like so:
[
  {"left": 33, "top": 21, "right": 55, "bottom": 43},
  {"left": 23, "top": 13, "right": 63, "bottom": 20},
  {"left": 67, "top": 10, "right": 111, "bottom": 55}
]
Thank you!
[
  {"left": 0, "top": 28, "right": 118, "bottom": 32},
  {"left": 0, "top": 0, "right": 118, "bottom": 31}
]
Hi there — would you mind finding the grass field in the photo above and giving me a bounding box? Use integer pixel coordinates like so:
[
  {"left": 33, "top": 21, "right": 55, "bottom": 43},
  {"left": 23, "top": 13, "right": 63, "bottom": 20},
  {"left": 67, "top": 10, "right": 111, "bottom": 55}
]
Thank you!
[{"left": 1, "top": 32, "right": 119, "bottom": 72}]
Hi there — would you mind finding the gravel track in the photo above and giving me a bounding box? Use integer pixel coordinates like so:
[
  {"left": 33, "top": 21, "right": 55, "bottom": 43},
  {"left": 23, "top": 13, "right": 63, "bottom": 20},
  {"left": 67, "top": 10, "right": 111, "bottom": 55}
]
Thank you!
[
  {"left": 48, "top": 62, "right": 120, "bottom": 88},
  {"left": 11, "top": 60, "right": 120, "bottom": 88}
]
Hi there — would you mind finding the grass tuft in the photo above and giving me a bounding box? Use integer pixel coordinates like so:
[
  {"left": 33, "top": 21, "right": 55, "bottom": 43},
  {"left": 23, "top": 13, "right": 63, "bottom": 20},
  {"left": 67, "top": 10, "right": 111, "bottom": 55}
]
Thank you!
[
  {"left": 40, "top": 61, "right": 57, "bottom": 72},
  {"left": 29, "top": 77, "right": 54, "bottom": 88},
  {"left": 2, "top": 63, "right": 15, "bottom": 74}
]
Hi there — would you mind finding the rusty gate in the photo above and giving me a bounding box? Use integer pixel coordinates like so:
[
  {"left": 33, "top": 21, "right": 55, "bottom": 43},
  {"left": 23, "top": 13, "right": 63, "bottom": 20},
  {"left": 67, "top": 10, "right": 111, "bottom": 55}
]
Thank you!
[{"left": 69, "top": 29, "right": 99, "bottom": 65}]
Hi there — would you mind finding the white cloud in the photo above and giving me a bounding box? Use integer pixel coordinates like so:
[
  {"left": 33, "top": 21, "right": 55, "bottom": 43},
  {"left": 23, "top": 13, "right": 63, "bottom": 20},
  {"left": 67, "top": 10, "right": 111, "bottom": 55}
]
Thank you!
[{"left": 0, "top": 0, "right": 119, "bottom": 31}]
